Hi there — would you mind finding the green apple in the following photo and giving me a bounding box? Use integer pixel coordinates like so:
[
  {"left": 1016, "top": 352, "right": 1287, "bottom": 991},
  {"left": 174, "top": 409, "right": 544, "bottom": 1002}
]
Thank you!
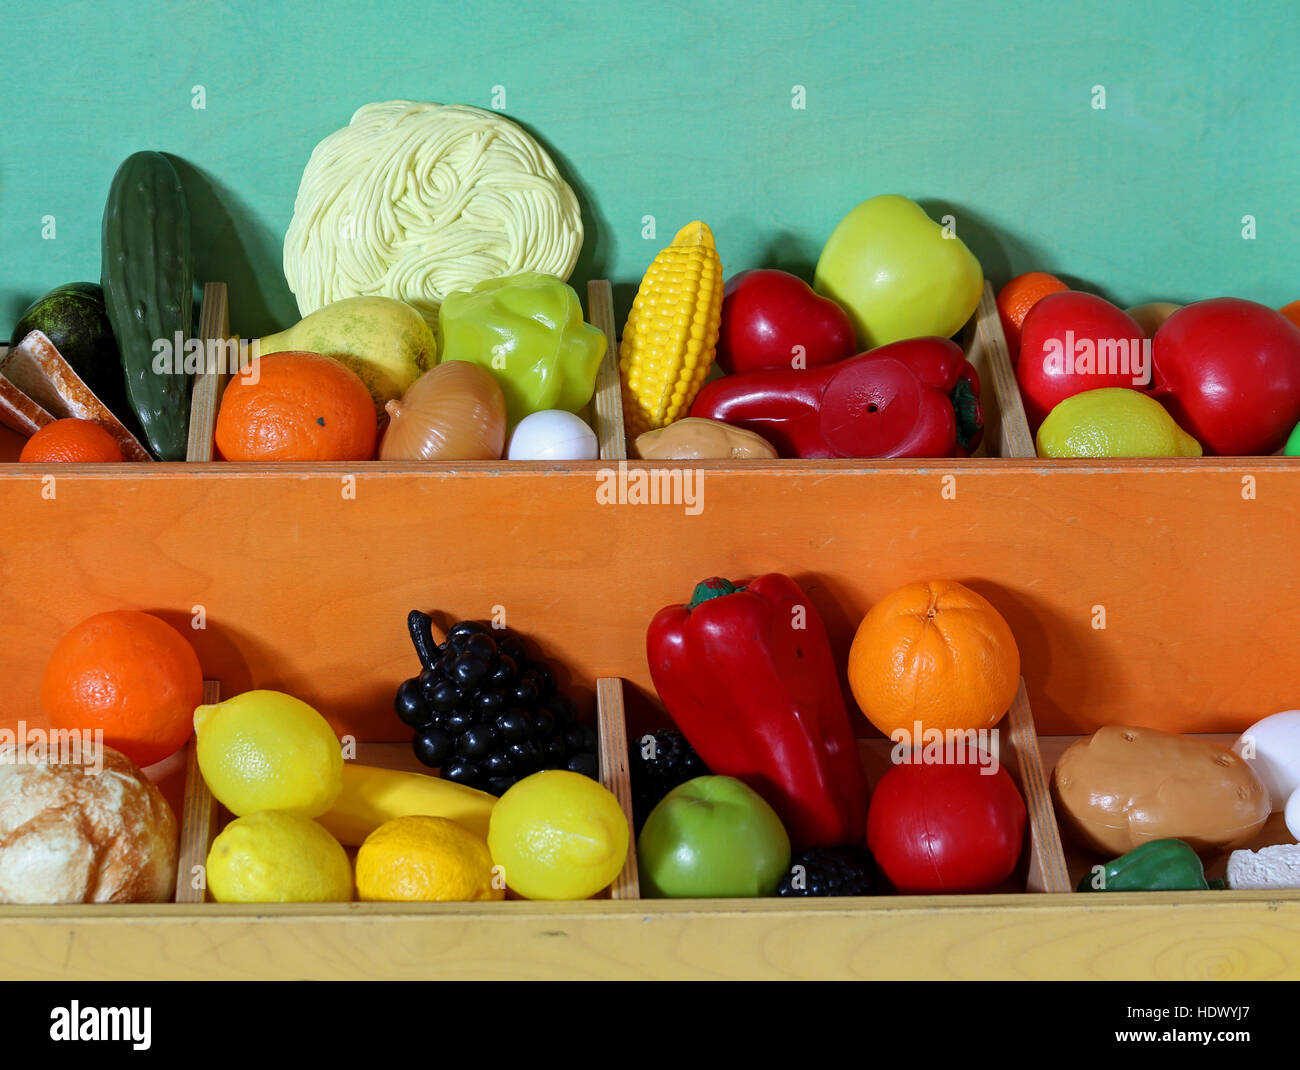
[
  {"left": 637, "top": 775, "right": 791, "bottom": 898},
  {"left": 814, "top": 194, "right": 983, "bottom": 349}
]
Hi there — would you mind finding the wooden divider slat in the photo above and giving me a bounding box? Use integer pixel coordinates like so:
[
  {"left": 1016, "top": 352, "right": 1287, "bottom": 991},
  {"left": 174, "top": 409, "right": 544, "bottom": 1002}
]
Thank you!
[
  {"left": 963, "top": 280, "right": 1035, "bottom": 459},
  {"left": 587, "top": 280, "right": 626, "bottom": 461},
  {"left": 185, "top": 283, "right": 231, "bottom": 463},
  {"left": 174, "top": 680, "right": 220, "bottom": 903},
  {"left": 596, "top": 677, "right": 640, "bottom": 899}
]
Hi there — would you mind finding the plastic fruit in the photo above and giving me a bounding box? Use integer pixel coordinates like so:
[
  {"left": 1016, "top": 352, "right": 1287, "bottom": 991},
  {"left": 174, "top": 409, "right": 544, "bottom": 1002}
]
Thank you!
[
  {"left": 867, "top": 759, "right": 1026, "bottom": 893},
  {"left": 214, "top": 351, "right": 377, "bottom": 461},
  {"left": 1150, "top": 298, "right": 1300, "bottom": 456},
  {"left": 847, "top": 579, "right": 1020, "bottom": 738},
  {"left": 813, "top": 194, "right": 983, "bottom": 349},
  {"left": 19, "top": 418, "right": 125, "bottom": 463},
  {"left": 193, "top": 690, "right": 343, "bottom": 818},
  {"left": 316, "top": 763, "right": 497, "bottom": 846},
  {"left": 487, "top": 770, "right": 629, "bottom": 900},
  {"left": 1016, "top": 292, "right": 1148, "bottom": 428},
  {"left": 1279, "top": 301, "right": 1300, "bottom": 331},
  {"left": 717, "top": 268, "right": 856, "bottom": 374},
  {"left": 1036, "top": 387, "right": 1202, "bottom": 458},
  {"left": 356, "top": 815, "right": 503, "bottom": 902},
  {"left": 41, "top": 610, "right": 203, "bottom": 767},
  {"left": 206, "top": 811, "right": 352, "bottom": 903},
  {"left": 257, "top": 296, "right": 434, "bottom": 418},
  {"left": 637, "top": 775, "right": 791, "bottom": 898},
  {"left": 996, "top": 272, "right": 1067, "bottom": 360},
  {"left": 1126, "top": 302, "right": 1181, "bottom": 339}
]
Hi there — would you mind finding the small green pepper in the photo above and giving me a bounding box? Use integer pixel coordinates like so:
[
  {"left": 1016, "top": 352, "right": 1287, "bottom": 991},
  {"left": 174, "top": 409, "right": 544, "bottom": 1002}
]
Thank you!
[
  {"left": 1078, "top": 838, "right": 1225, "bottom": 892},
  {"left": 437, "top": 272, "right": 606, "bottom": 427}
]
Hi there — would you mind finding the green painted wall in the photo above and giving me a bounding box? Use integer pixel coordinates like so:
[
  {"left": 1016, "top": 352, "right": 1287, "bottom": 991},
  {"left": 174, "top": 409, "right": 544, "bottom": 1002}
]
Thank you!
[{"left": 3, "top": 0, "right": 1297, "bottom": 340}]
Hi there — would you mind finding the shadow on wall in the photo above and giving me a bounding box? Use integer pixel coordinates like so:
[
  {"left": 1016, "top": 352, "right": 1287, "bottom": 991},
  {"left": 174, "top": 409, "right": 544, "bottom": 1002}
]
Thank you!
[
  {"left": 512, "top": 117, "right": 613, "bottom": 323},
  {"left": 918, "top": 199, "right": 1041, "bottom": 296},
  {"left": 165, "top": 156, "right": 299, "bottom": 341}
]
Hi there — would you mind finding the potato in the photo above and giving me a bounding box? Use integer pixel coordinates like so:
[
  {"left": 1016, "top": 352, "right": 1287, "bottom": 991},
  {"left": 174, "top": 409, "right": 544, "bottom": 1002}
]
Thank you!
[{"left": 1052, "top": 725, "right": 1269, "bottom": 856}]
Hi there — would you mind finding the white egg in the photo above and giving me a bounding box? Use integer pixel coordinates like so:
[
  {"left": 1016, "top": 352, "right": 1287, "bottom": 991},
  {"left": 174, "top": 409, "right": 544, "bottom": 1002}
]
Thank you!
[
  {"left": 1287, "top": 787, "right": 1300, "bottom": 842},
  {"left": 506, "top": 410, "right": 599, "bottom": 461},
  {"left": 1232, "top": 710, "right": 1300, "bottom": 811}
]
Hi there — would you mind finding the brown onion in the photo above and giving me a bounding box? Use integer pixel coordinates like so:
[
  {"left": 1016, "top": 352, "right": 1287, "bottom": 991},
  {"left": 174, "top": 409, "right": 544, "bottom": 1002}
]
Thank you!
[{"left": 378, "top": 361, "right": 506, "bottom": 461}]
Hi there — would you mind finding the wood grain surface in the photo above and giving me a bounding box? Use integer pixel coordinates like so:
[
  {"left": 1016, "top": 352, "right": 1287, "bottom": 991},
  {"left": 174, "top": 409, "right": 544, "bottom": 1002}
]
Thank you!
[
  {"left": 2, "top": 893, "right": 1297, "bottom": 980},
  {"left": 1, "top": 460, "right": 1296, "bottom": 739}
]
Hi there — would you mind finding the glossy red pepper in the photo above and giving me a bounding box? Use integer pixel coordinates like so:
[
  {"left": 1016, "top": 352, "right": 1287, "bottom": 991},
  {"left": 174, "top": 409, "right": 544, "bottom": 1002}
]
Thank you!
[
  {"left": 646, "top": 574, "right": 869, "bottom": 850},
  {"left": 688, "top": 336, "right": 982, "bottom": 458}
]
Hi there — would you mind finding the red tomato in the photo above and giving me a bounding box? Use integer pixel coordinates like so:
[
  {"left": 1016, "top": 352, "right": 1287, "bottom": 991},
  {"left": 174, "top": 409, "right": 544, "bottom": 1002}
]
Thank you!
[
  {"left": 718, "top": 269, "right": 857, "bottom": 374},
  {"left": 1151, "top": 298, "right": 1300, "bottom": 456},
  {"left": 1016, "top": 292, "right": 1148, "bottom": 428},
  {"left": 866, "top": 758, "right": 1026, "bottom": 893}
]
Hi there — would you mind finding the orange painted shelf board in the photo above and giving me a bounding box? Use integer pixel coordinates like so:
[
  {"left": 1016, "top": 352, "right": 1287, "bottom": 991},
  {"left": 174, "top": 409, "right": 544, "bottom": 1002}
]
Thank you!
[{"left": 1, "top": 460, "right": 1295, "bottom": 740}]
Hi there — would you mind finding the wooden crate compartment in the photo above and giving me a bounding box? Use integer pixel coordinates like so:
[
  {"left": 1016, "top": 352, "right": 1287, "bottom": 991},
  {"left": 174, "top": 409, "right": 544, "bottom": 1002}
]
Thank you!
[{"left": 172, "top": 677, "right": 638, "bottom": 904}]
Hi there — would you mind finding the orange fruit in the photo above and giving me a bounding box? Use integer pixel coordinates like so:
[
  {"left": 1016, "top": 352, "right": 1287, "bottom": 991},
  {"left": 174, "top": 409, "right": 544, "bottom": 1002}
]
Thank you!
[
  {"left": 42, "top": 610, "right": 204, "bottom": 767},
  {"left": 997, "top": 272, "right": 1068, "bottom": 361},
  {"left": 1280, "top": 301, "right": 1300, "bottom": 330},
  {"left": 215, "top": 351, "right": 377, "bottom": 462},
  {"left": 19, "top": 419, "right": 125, "bottom": 463},
  {"left": 847, "top": 580, "right": 1020, "bottom": 738}
]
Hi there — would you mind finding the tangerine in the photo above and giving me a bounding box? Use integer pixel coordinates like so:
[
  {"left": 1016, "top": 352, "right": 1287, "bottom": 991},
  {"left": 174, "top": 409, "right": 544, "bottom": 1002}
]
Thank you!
[
  {"left": 997, "top": 272, "right": 1068, "bottom": 361},
  {"left": 19, "top": 419, "right": 125, "bottom": 463},
  {"left": 42, "top": 610, "right": 204, "bottom": 767},
  {"left": 847, "top": 580, "right": 1020, "bottom": 738},
  {"left": 215, "top": 351, "right": 377, "bottom": 462}
]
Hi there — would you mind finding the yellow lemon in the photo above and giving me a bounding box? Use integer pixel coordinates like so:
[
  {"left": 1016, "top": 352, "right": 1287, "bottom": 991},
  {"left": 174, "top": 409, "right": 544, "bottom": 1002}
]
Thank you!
[
  {"left": 194, "top": 690, "right": 343, "bottom": 817},
  {"left": 1037, "top": 388, "right": 1203, "bottom": 458},
  {"left": 206, "top": 811, "right": 352, "bottom": 903},
  {"left": 487, "top": 771, "right": 629, "bottom": 900},
  {"left": 356, "top": 815, "right": 503, "bottom": 902}
]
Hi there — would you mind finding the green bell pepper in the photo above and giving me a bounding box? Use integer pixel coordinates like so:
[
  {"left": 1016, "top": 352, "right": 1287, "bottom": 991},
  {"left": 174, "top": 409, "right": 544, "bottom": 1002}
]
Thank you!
[
  {"left": 436, "top": 272, "right": 606, "bottom": 427},
  {"left": 1285, "top": 419, "right": 1300, "bottom": 456},
  {"left": 1078, "top": 838, "right": 1225, "bottom": 892}
]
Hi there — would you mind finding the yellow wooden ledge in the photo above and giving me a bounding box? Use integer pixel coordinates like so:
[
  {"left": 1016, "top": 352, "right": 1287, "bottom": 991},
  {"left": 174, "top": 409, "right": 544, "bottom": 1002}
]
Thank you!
[{"left": 3, "top": 893, "right": 1299, "bottom": 980}]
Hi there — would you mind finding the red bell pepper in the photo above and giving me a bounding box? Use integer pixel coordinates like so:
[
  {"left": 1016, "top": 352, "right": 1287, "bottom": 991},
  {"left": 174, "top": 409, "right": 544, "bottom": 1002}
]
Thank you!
[
  {"left": 688, "top": 336, "right": 982, "bottom": 458},
  {"left": 646, "top": 574, "right": 869, "bottom": 850}
]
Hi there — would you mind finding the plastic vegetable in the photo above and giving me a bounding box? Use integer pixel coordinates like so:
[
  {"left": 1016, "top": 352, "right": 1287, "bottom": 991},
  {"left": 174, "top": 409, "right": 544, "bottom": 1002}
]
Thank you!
[
  {"left": 646, "top": 575, "right": 869, "bottom": 850},
  {"left": 378, "top": 361, "right": 506, "bottom": 461},
  {"left": 867, "top": 759, "right": 1026, "bottom": 894},
  {"left": 437, "top": 272, "right": 605, "bottom": 427},
  {"left": 619, "top": 221, "right": 723, "bottom": 437},
  {"left": 1016, "top": 292, "right": 1149, "bottom": 429},
  {"left": 690, "top": 336, "right": 982, "bottom": 458},
  {"left": 1150, "top": 298, "right": 1300, "bottom": 455},
  {"left": 1078, "top": 838, "right": 1223, "bottom": 892}
]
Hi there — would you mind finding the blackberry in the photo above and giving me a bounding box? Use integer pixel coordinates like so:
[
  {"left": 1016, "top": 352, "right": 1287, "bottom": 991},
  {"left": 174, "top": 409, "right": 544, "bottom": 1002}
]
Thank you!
[
  {"left": 776, "top": 846, "right": 877, "bottom": 897},
  {"left": 394, "top": 614, "right": 600, "bottom": 797},
  {"left": 630, "top": 729, "right": 709, "bottom": 832}
]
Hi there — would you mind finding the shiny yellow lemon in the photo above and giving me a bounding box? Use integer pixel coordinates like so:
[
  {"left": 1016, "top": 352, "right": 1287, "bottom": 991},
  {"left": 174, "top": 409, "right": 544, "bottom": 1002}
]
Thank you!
[
  {"left": 194, "top": 690, "right": 343, "bottom": 817},
  {"left": 356, "top": 815, "right": 503, "bottom": 902},
  {"left": 1037, "top": 388, "right": 1203, "bottom": 458},
  {"left": 206, "top": 811, "right": 352, "bottom": 903},
  {"left": 487, "top": 770, "right": 629, "bottom": 900}
]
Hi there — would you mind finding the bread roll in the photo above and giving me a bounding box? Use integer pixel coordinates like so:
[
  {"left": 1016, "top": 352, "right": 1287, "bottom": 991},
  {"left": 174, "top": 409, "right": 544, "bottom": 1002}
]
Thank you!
[{"left": 0, "top": 744, "right": 178, "bottom": 903}]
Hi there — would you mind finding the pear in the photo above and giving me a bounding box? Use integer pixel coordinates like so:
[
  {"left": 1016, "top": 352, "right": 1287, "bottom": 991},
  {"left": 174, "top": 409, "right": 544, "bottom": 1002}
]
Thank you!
[{"left": 257, "top": 297, "right": 434, "bottom": 417}]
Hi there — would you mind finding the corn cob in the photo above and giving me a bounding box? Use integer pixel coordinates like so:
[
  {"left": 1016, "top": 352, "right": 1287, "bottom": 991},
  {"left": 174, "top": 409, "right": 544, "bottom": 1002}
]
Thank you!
[{"left": 619, "top": 221, "right": 723, "bottom": 437}]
